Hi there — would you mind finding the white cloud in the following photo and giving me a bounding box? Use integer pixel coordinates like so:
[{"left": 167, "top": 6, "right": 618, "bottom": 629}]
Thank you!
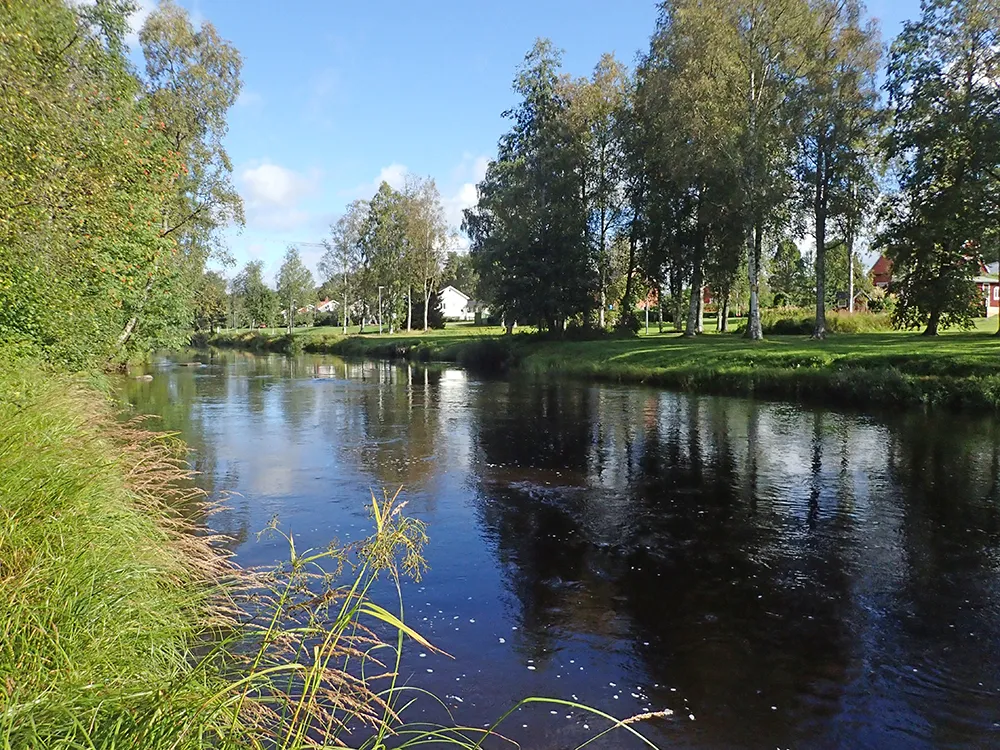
[
  {"left": 444, "top": 181, "right": 479, "bottom": 235},
  {"left": 239, "top": 161, "right": 321, "bottom": 232},
  {"left": 242, "top": 163, "right": 317, "bottom": 208},
  {"left": 377, "top": 163, "right": 408, "bottom": 191},
  {"left": 342, "top": 163, "right": 410, "bottom": 200},
  {"left": 236, "top": 90, "right": 263, "bottom": 108},
  {"left": 450, "top": 153, "right": 491, "bottom": 184},
  {"left": 472, "top": 156, "right": 490, "bottom": 182}
]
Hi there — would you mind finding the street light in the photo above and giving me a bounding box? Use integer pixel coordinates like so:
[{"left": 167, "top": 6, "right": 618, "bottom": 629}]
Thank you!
[{"left": 378, "top": 285, "right": 385, "bottom": 335}]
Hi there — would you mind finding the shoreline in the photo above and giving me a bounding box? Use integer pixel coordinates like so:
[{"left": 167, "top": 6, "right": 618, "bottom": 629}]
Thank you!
[{"left": 195, "top": 327, "right": 1000, "bottom": 412}]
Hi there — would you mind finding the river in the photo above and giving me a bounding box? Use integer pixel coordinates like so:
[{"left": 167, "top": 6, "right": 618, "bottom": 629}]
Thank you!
[{"left": 122, "top": 350, "right": 1000, "bottom": 749}]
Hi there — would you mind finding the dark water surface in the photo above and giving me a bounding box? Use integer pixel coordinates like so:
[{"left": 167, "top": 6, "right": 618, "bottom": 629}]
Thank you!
[{"left": 123, "top": 351, "right": 1000, "bottom": 749}]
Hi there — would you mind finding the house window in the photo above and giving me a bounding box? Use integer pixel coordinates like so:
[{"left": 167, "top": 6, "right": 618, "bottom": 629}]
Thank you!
[{"left": 994, "top": 286, "right": 999, "bottom": 302}]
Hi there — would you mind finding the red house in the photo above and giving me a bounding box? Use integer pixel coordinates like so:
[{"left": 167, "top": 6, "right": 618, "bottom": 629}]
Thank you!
[
  {"left": 870, "top": 255, "right": 893, "bottom": 290},
  {"left": 869, "top": 255, "right": 1000, "bottom": 317}
]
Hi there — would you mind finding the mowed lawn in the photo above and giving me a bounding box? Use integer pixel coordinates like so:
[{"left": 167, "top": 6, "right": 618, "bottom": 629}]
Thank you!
[{"left": 214, "top": 317, "right": 1000, "bottom": 381}]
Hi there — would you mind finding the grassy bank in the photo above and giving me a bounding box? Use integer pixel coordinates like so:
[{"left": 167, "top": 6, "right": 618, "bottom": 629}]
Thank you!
[
  {"left": 198, "top": 320, "right": 1000, "bottom": 411},
  {"left": 0, "top": 359, "right": 232, "bottom": 746}
]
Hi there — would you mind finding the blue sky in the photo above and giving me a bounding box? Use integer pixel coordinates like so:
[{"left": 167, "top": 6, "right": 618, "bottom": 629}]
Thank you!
[{"left": 130, "top": 0, "right": 923, "bottom": 281}]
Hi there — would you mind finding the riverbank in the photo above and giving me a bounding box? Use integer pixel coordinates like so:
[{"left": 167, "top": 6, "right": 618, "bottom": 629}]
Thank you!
[
  {"left": 0, "top": 357, "right": 232, "bottom": 746},
  {"left": 197, "top": 322, "right": 1000, "bottom": 411}
]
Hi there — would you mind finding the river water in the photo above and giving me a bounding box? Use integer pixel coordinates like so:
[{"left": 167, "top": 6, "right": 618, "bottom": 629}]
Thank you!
[{"left": 123, "top": 351, "right": 1000, "bottom": 749}]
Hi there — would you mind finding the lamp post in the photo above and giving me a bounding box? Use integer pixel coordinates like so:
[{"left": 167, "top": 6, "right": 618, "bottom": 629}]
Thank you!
[{"left": 378, "top": 285, "right": 385, "bottom": 335}]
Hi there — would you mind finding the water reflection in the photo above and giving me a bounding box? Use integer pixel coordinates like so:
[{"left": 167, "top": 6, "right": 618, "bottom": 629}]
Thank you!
[{"left": 122, "top": 353, "right": 1000, "bottom": 749}]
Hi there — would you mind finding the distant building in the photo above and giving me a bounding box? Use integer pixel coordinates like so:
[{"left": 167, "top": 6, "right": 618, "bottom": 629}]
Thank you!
[
  {"left": 870, "top": 255, "right": 1000, "bottom": 317},
  {"left": 870, "top": 255, "right": 893, "bottom": 290},
  {"left": 438, "top": 285, "right": 474, "bottom": 321},
  {"left": 316, "top": 298, "right": 337, "bottom": 313}
]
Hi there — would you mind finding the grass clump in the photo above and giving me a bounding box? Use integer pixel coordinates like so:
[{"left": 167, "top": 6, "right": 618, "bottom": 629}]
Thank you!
[{"left": 0, "top": 359, "right": 229, "bottom": 747}]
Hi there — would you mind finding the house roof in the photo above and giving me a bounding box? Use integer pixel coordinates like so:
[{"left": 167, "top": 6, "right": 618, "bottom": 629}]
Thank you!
[
  {"left": 438, "top": 285, "right": 470, "bottom": 300},
  {"left": 870, "top": 255, "right": 892, "bottom": 276}
]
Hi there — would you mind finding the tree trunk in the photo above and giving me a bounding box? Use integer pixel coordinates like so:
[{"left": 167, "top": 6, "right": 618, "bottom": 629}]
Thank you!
[
  {"left": 813, "top": 140, "right": 828, "bottom": 338},
  {"left": 685, "top": 256, "right": 704, "bottom": 337},
  {"left": 672, "top": 280, "right": 683, "bottom": 332},
  {"left": 813, "top": 212, "right": 827, "bottom": 339},
  {"left": 697, "top": 287, "right": 704, "bottom": 334},
  {"left": 287, "top": 301, "right": 293, "bottom": 334},
  {"left": 406, "top": 287, "right": 412, "bottom": 331},
  {"left": 924, "top": 310, "right": 940, "bottom": 336},
  {"left": 116, "top": 271, "right": 156, "bottom": 352},
  {"left": 718, "top": 295, "right": 730, "bottom": 332},
  {"left": 658, "top": 284, "right": 664, "bottom": 333},
  {"left": 745, "top": 224, "right": 763, "bottom": 340},
  {"left": 424, "top": 282, "right": 431, "bottom": 331},
  {"left": 847, "top": 231, "right": 855, "bottom": 315}
]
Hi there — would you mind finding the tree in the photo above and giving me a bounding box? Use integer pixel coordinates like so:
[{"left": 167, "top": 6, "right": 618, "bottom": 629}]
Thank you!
[
  {"left": 0, "top": 0, "right": 185, "bottom": 367},
  {"left": 402, "top": 176, "right": 448, "bottom": 330},
  {"left": 464, "top": 39, "right": 594, "bottom": 332},
  {"left": 441, "top": 251, "right": 479, "bottom": 295},
  {"left": 731, "top": 0, "right": 814, "bottom": 340},
  {"left": 320, "top": 200, "right": 367, "bottom": 333},
  {"left": 193, "top": 271, "right": 228, "bottom": 331},
  {"left": 277, "top": 248, "right": 315, "bottom": 334},
  {"left": 565, "top": 54, "right": 629, "bottom": 328},
  {"left": 797, "top": 0, "right": 882, "bottom": 337},
  {"left": 878, "top": 0, "right": 1000, "bottom": 334},
  {"left": 116, "top": 1, "right": 244, "bottom": 352},
  {"left": 645, "top": 1, "right": 747, "bottom": 337},
  {"left": 359, "top": 182, "right": 409, "bottom": 333},
  {"left": 768, "top": 239, "right": 813, "bottom": 307},
  {"left": 231, "top": 260, "right": 276, "bottom": 329}
]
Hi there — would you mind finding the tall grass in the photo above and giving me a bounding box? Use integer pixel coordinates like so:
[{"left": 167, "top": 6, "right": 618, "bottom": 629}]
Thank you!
[
  {"left": 0, "top": 359, "right": 665, "bottom": 748},
  {"left": 736, "top": 307, "right": 894, "bottom": 335}
]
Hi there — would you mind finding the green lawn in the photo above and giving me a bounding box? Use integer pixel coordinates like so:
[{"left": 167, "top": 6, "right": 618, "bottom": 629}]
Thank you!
[{"left": 202, "top": 317, "right": 1000, "bottom": 410}]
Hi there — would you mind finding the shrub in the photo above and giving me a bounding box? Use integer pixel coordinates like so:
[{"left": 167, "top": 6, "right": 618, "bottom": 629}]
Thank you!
[{"left": 738, "top": 307, "right": 895, "bottom": 335}]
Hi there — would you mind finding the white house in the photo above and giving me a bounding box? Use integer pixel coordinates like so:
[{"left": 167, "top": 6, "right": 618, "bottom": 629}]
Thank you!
[
  {"left": 316, "top": 298, "right": 337, "bottom": 313},
  {"left": 438, "top": 285, "right": 473, "bottom": 321}
]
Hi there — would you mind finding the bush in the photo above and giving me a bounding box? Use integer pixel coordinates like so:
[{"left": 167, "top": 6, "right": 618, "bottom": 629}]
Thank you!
[
  {"left": 738, "top": 307, "right": 895, "bottom": 335},
  {"left": 314, "top": 311, "right": 339, "bottom": 327}
]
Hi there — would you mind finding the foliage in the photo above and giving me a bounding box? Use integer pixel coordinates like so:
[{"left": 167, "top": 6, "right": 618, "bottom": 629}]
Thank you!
[
  {"left": 277, "top": 247, "right": 315, "bottom": 333},
  {"left": 440, "top": 251, "right": 479, "bottom": 296},
  {"left": 0, "top": 0, "right": 243, "bottom": 368},
  {"left": 193, "top": 270, "right": 228, "bottom": 331},
  {"left": 796, "top": 0, "right": 882, "bottom": 337},
  {"left": 412, "top": 290, "right": 446, "bottom": 329},
  {"left": 878, "top": 0, "right": 1000, "bottom": 334},
  {"left": 742, "top": 306, "right": 893, "bottom": 334},
  {"left": 464, "top": 39, "right": 595, "bottom": 332},
  {"left": 769, "top": 239, "right": 813, "bottom": 307}
]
